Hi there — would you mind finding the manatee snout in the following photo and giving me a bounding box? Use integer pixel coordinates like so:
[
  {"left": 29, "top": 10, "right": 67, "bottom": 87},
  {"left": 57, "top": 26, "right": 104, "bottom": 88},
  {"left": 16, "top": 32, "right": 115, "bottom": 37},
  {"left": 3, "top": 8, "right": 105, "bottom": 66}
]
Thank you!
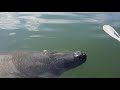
[
  {"left": 63, "top": 51, "right": 87, "bottom": 70},
  {"left": 73, "top": 51, "right": 87, "bottom": 62}
]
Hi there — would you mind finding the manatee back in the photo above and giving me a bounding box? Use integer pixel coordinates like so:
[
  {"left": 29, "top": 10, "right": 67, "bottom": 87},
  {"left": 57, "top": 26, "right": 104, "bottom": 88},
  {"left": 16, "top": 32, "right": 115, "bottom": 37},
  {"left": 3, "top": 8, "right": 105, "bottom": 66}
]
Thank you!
[
  {"left": 12, "top": 51, "right": 58, "bottom": 77},
  {"left": 0, "top": 54, "right": 21, "bottom": 77}
]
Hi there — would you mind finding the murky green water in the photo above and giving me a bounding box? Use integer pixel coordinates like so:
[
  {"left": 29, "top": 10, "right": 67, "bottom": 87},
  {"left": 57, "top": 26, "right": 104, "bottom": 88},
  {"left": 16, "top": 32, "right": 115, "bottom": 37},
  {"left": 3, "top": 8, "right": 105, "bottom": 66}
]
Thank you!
[{"left": 0, "top": 12, "right": 120, "bottom": 78}]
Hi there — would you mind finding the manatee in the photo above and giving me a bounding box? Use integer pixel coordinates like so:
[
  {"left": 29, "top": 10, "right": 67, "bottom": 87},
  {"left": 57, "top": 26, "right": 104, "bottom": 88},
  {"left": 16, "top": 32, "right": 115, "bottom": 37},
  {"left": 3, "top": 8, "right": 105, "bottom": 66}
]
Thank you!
[{"left": 0, "top": 50, "right": 87, "bottom": 78}]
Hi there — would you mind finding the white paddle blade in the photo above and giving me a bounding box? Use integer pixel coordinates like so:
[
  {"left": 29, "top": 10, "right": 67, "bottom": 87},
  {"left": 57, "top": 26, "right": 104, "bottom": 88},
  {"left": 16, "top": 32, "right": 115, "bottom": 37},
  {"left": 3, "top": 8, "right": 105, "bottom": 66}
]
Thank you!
[{"left": 103, "top": 25, "right": 120, "bottom": 42}]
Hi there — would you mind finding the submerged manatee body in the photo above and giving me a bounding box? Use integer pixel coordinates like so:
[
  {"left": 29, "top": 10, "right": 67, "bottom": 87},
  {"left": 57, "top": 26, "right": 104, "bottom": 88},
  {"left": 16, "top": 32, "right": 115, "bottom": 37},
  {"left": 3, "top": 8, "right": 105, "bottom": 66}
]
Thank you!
[{"left": 0, "top": 50, "right": 87, "bottom": 78}]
